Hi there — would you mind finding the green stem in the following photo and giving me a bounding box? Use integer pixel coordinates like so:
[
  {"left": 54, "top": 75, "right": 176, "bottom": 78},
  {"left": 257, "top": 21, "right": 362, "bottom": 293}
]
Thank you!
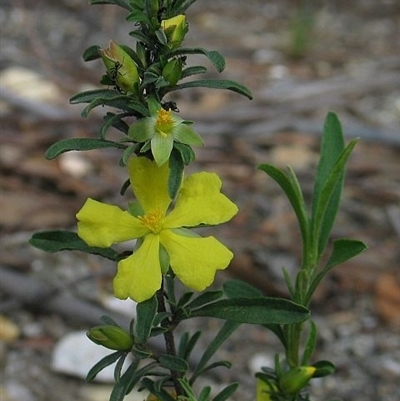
[{"left": 156, "top": 286, "right": 183, "bottom": 396}]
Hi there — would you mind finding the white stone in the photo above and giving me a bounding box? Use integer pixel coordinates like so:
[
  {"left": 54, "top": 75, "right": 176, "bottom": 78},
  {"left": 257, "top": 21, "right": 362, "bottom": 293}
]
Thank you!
[{"left": 52, "top": 331, "right": 123, "bottom": 382}]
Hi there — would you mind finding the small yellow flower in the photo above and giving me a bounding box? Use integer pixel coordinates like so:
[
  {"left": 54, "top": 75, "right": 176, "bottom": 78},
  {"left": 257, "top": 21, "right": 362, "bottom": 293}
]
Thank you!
[
  {"left": 129, "top": 100, "right": 203, "bottom": 166},
  {"left": 76, "top": 157, "right": 238, "bottom": 302}
]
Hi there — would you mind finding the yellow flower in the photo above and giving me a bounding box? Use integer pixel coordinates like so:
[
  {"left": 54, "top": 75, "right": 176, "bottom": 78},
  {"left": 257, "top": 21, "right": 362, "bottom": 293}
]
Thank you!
[
  {"left": 129, "top": 99, "right": 203, "bottom": 167},
  {"left": 76, "top": 157, "right": 238, "bottom": 302}
]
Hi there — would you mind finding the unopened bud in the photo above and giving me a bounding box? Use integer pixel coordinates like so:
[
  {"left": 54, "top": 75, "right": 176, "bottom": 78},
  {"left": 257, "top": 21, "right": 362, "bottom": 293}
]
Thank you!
[
  {"left": 87, "top": 325, "right": 134, "bottom": 351},
  {"left": 100, "top": 41, "right": 139, "bottom": 94},
  {"left": 162, "top": 58, "right": 182, "bottom": 86},
  {"left": 256, "top": 378, "right": 276, "bottom": 401},
  {"left": 161, "top": 15, "right": 188, "bottom": 49},
  {"left": 278, "top": 366, "right": 316, "bottom": 395}
]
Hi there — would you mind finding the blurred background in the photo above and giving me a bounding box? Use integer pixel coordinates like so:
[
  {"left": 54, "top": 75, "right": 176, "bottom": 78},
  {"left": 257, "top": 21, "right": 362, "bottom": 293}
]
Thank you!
[{"left": 1, "top": 1, "right": 399, "bottom": 400}]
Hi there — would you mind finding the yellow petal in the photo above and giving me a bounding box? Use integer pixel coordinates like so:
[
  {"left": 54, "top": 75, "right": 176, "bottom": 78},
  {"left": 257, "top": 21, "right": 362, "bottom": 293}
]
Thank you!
[
  {"left": 76, "top": 198, "right": 148, "bottom": 247},
  {"left": 128, "top": 157, "right": 171, "bottom": 214},
  {"left": 164, "top": 172, "right": 238, "bottom": 228},
  {"left": 160, "top": 230, "right": 233, "bottom": 291},
  {"left": 113, "top": 234, "right": 162, "bottom": 302}
]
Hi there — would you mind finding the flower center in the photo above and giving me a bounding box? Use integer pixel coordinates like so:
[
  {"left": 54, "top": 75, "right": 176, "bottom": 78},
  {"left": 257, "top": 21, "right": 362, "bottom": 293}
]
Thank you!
[
  {"left": 155, "top": 109, "right": 173, "bottom": 137},
  {"left": 138, "top": 209, "right": 164, "bottom": 234}
]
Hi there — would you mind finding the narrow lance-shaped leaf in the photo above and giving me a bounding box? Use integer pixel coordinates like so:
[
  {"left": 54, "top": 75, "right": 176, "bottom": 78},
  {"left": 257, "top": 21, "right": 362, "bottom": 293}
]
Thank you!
[
  {"left": 135, "top": 295, "right": 158, "bottom": 343},
  {"left": 190, "top": 298, "right": 309, "bottom": 325},
  {"left": 167, "top": 47, "right": 226, "bottom": 72},
  {"left": 301, "top": 320, "right": 318, "bottom": 365},
  {"left": 29, "top": 231, "right": 119, "bottom": 261},
  {"left": 86, "top": 351, "right": 124, "bottom": 382},
  {"left": 81, "top": 96, "right": 148, "bottom": 118},
  {"left": 45, "top": 138, "right": 126, "bottom": 160},
  {"left": 168, "top": 149, "right": 184, "bottom": 199},
  {"left": 70, "top": 89, "right": 121, "bottom": 104},
  {"left": 311, "top": 139, "right": 358, "bottom": 259},
  {"left": 158, "top": 354, "right": 189, "bottom": 372},
  {"left": 312, "top": 112, "right": 345, "bottom": 257},
  {"left": 223, "top": 280, "right": 286, "bottom": 346},
  {"left": 212, "top": 383, "right": 240, "bottom": 401},
  {"left": 181, "top": 65, "right": 208, "bottom": 79},
  {"left": 305, "top": 238, "right": 367, "bottom": 304},
  {"left": 169, "top": 79, "right": 253, "bottom": 100},
  {"left": 170, "top": 0, "right": 199, "bottom": 15},
  {"left": 257, "top": 164, "right": 309, "bottom": 247},
  {"left": 109, "top": 359, "right": 140, "bottom": 401},
  {"left": 190, "top": 320, "right": 239, "bottom": 384}
]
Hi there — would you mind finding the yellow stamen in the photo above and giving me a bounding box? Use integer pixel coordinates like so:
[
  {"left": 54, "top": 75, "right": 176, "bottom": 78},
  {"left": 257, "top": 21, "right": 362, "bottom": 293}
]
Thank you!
[
  {"left": 138, "top": 209, "right": 164, "bottom": 234},
  {"left": 155, "top": 109, "right": 173, "bottom": 137}
]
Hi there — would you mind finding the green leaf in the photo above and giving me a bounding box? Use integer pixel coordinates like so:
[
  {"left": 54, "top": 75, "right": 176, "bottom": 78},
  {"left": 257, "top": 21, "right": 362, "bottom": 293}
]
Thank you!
[
  {"left": 212, "top": 383, "right": 239, "bottom": 401},
  {"left": 169, "top": 79, "right": 253, "bottom": 99},
  {"left": 312, "top": 112, "right": 345, "bottom": 256},
  {"left": 114, "top": 352, "right": 128, "bottom": 381},
  {"left": 121, "top": 143, "right": 139, "bottom": 166},
  {"left": 82, "top": 45, "right": 101, "bottom": 61},
  {"left": 158, "top": 354, "right": 189, "bottom": 372},
  {"left": 86, "top": 351, "right": 123, "bottom": 382},
  {"left": 109, "top": 359, "right": 140, "bottom": 401},
  {"left": 181, "top": 65, "right": 208, "bottom": 79},
  {"left": 170, "top": 0, "right": 199, "bottom": 15},
  {"left": 257, "top": 164, "right": 309, "bottom": 246},
  {"left": 178, "top": 331, "right": 201, "bottom": 361},
  {"left": 135, "top": 295, "right": 158, "bottom": 343},
  {"left": 325, "top": 238, "right": 367, "bottom": 271},
  {"left": 190, "top": 321, "right": 239, "bottom": 384},
  {"left": 174, "top": 142, "right": 196, "bottom": 165},
  {"left": 223, "top": 280, "right": 286, "bottom": 346},
  {"left": 198, "top": 386, "right": 212, "bottom": 401},
  {"left": 168, "top": 148, "right": 184, "bottom": 199},
  {"left": 312, "top": 360, "right": 336, "bottom": 378},
  {"left": 70, "top": 89, "right": 120, "bottom": 104},
  {"left": 305, "top": 238, "right": 367, "bottom": 304},
  {"left": 167, "top": 47, "right": 225, "bottom": 72},
  {"left": 89, "top": 0, "right": 133, "bottom": 11},
  {"left": 81, "top": 96, "right": 148, "bottom": 118},
  {"left": 45, "top": 138, "right": 126, "bottom": 159},
  {"left": 29, "top": 231, "right": 118, "bottom": 261},
  {"left": 99, "top": 315, "right": 121, "bottom": 327},
  {"left": 140, "top": 378, "right": 177, "bottom": 401},
  {"left": 129, "top": 30, "right": 153, "bottom": 46},
  {"left": 100, "top": 112, "right": 130, "bottom": 139},
  {"left": 126, "top": 10, "right": 150, "bottom": 24},
  {"left": 190, "top": 298, "right": 309, "bottom": 324},
  {"left": 186, "top": 291, "right": 223, "bottom": 310},
  {"left": 311, "top": 138, "right": 359, "bottom": 258},
  {"left": 223, "top": 279, "right": 263, "bottom": 299},
  {"left": 301, "top": 320, "right": 317, "bottom": 365}
]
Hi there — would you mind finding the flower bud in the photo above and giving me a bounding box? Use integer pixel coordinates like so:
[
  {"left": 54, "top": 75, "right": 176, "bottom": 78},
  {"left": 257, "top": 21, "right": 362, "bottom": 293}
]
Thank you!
[
  {"left": 87, "top": 325, "right": 134, "bottom": 351},
  {"left": 161, "top": 15, "right": 188, "bottom": 49},
  {"left": 162, "top": 58, "right": 182, "bottom": 86},
  {"left": 100, "top": 41, "right": 139, "bottom": 94},
  {"left": 278, "top": 366, "right": 316, "bottom": 395},
  {"left": 256, "top": 378, "right": 276, "bottom": 401}
]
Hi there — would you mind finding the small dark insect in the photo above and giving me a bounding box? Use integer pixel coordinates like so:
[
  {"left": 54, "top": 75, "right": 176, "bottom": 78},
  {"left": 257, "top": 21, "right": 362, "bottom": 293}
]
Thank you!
[
  {"left": 108, "top": 61, "right": 123, "bottom": 82},
  {"left": 162, "top": 101, "right": 179, "bottom": 112}
]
